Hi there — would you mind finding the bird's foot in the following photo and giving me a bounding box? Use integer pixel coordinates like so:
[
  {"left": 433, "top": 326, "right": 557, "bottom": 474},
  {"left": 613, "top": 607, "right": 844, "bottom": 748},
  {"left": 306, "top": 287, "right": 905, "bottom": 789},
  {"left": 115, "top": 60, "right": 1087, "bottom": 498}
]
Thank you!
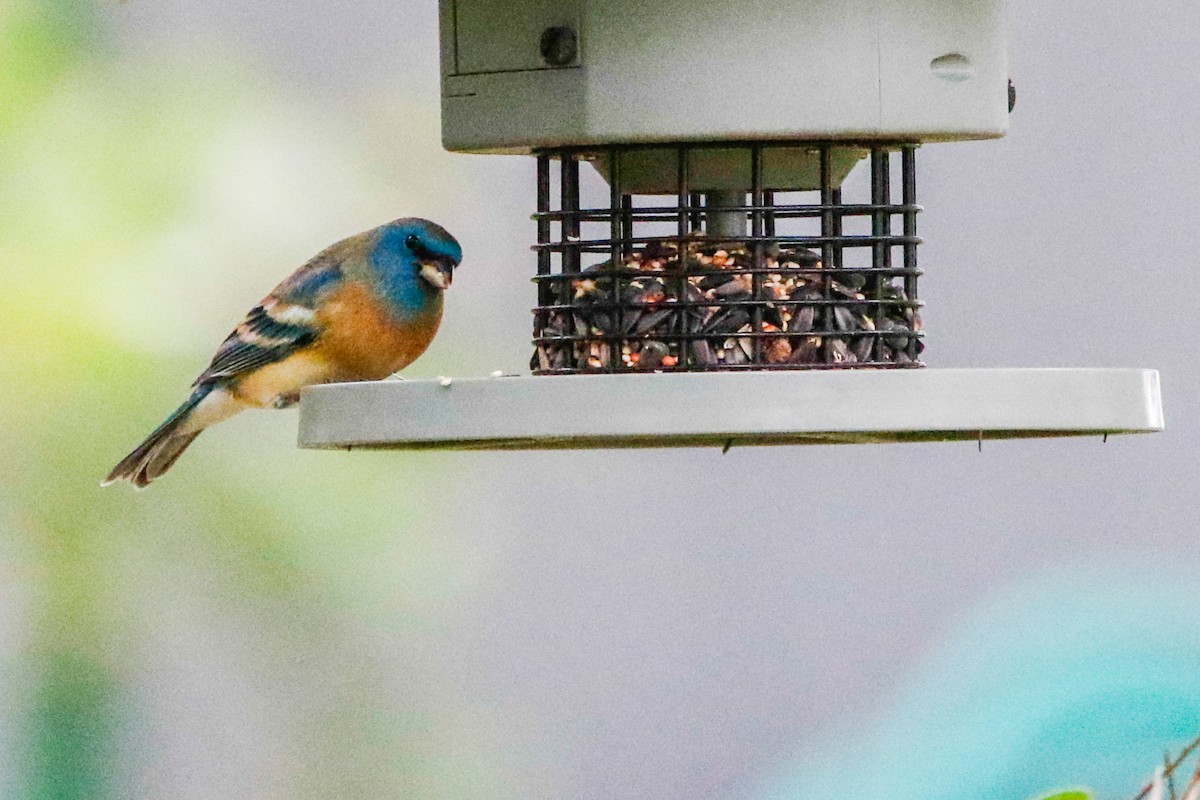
[{"left": 272, "top": 392, "right": 300, "bottom": 409}]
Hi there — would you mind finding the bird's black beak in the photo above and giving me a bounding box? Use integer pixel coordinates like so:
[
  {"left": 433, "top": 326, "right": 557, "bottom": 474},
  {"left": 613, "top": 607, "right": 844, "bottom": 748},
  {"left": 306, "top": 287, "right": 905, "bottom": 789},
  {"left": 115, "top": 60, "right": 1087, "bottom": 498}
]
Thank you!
[{"left": 419, "top": 258, "right": 455, "bottom": 290}]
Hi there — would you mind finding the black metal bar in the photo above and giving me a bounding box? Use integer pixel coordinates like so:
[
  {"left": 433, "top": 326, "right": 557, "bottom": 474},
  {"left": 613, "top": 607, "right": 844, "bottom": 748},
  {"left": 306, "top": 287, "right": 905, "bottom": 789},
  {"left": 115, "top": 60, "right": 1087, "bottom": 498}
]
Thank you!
[
  {"left": 536, "top": 154, "right": 551, "bottom": 311},
  {"left": 689, "top": 192, "right": 703, "bottom": 232},
  {"left": 819, "top": 145, "right": 835, "bottom": 344},
  {"left": 536, "top": 328, "right": 913, "bottom": 343},
  {"left": 750, "top": 143, "right": 765, "bottom": 363},
  {"left": 902, "top": 145, "right": 920, "bottom": 362},
  {"left": 677, "top": 146, "right": 691, "bottom": 368},
  {"left": 533, "top": 298, "right": 920, "bottom": 312},
  {"left": 609, "top": 146, "right": 623, "bottom": 370},
  {"left": 609, "top": 150, "right": 622, "bottom": 269},
  {"left": 620, "top": 194, "right": 633, "bottom": 257},
  {"left": 763, "top": 190, "right": 776, "bottom": 239},
  {"left": 560, "top": 155, "right": 581, "bottom": 371},
  {"left": 534, "top": 153, "right": 552, "bottom": 372},
  {"left": 676, "top": 147, "right": 690, "bottom": 241},
  {"left": 532, "top": 234, "right": 918, "bottom": 252},
  {"left": 533, "top": 266, "right": 918, "bottom": 283},
  {"left": 870, "top": 147, "right": 890, "bottom": 361},
  {"left": 530, "top": 361, "right": 919, "bottom": 375},
  {"left": 533, "top": 203, "right": 920, "bottom": 222},
  {"left": 830, "top": 187, "right": 844, "bottom": 271},
  {"left": 562, "top": 154, "right": 580, "bottom": 277}
]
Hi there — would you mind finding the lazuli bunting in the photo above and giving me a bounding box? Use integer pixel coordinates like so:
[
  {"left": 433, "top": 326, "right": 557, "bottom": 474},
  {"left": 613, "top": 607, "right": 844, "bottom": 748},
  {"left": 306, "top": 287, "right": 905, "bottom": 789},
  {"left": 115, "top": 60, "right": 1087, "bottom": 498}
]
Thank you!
[{"left": 105, "top": 217, "right": 462, "bottom": 488}]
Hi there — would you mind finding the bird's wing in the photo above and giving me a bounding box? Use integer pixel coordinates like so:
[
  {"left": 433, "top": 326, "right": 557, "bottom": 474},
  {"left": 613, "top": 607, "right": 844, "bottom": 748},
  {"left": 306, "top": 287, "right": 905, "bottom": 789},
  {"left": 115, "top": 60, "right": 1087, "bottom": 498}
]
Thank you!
[{"left": 196, "top": 256, "right": 343, "bottom": 385}]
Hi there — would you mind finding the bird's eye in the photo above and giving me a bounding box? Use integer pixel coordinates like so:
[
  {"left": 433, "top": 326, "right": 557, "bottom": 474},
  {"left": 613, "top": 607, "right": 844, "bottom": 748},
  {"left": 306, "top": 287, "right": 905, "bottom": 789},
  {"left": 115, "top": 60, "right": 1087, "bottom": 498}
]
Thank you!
[{"left": 405, "top": 234, "right": 419, "bottom": 250}]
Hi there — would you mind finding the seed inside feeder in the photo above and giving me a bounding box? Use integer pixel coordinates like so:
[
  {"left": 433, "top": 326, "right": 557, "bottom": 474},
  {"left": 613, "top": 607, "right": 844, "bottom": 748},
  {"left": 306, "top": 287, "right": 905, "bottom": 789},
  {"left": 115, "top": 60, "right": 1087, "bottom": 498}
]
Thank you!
[{"left": 532, "top": 240, "right": 923, "bottom": 373}]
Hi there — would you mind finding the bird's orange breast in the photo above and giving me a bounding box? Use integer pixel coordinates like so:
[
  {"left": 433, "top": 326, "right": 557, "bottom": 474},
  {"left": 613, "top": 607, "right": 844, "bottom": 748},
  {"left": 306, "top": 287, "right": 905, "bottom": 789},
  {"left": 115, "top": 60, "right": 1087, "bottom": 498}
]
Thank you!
[{"left": 313, "top": 280, "right": 443, "bottom": 381}]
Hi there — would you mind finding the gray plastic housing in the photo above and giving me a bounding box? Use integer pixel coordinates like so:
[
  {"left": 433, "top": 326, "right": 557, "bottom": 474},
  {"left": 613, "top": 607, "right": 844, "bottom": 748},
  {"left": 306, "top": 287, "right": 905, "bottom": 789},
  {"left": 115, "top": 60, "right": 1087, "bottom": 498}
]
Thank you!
[{"left": 440, "top": 0, "right": 1009, "bottom": 154}]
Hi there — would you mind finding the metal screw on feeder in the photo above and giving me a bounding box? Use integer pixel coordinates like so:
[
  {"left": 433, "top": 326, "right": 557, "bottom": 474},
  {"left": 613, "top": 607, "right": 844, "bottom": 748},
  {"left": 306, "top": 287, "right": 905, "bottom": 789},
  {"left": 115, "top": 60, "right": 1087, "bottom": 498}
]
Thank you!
[{"left": 297, "top": 0, "right": 1163, "bottom": 451}]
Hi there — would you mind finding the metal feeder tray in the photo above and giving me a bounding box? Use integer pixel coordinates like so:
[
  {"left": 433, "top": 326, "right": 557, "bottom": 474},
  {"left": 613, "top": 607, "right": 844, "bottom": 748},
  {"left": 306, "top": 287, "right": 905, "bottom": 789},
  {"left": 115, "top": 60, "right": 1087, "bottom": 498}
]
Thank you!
[{"left": 298, "top": 369, "right": 1162, "bottom": 450}]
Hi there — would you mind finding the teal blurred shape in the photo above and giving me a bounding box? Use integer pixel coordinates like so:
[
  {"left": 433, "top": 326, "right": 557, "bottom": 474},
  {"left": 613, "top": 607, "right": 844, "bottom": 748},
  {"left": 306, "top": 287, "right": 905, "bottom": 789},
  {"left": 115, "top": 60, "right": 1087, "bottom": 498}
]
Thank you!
[
  {"left": 18, "top": 652, "right": 120, "bottom": 800},
  {"left": 758, "top": 560, "right": 1200, "bottom": 800}
]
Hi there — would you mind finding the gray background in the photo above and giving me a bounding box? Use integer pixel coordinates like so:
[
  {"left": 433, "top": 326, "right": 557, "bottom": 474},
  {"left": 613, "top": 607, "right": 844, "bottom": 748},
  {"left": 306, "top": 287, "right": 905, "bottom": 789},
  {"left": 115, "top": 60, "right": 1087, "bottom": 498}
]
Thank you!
[{"left": 102, "top": 1, "right": 1200, "bottom": 798}]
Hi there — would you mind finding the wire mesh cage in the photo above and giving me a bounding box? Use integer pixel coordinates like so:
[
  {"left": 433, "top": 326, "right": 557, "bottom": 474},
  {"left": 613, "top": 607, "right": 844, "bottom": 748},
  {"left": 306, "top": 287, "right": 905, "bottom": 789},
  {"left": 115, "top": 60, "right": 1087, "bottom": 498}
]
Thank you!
[{"left": 531, "top": 142, "right": 924, "bottom": 374}]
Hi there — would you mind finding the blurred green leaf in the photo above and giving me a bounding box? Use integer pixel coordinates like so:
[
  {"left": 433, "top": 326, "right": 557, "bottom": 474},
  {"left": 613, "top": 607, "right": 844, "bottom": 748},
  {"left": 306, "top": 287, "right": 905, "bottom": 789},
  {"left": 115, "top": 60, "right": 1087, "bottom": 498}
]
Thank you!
[
  {"left": 1033, "top": 790, "right": 1093, "bottom": 800},
  {"left": 0, "top": 0, "right": 101, "bottom": 137}
]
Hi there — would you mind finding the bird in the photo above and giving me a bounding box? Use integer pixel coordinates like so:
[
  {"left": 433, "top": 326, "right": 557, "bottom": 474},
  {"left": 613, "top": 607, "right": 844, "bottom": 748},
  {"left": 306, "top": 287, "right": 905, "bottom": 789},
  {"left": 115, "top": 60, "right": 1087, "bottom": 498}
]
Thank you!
[{"left": 104, "top": 217, "right": 462, "bottom": 488}]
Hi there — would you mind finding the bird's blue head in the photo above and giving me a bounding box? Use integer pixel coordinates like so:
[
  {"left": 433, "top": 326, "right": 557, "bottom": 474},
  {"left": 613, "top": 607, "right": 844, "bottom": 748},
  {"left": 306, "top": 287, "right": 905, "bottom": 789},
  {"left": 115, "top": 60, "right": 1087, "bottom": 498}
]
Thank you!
[{"left": 371, "top": 218, "right": 462, "bottom": 311}]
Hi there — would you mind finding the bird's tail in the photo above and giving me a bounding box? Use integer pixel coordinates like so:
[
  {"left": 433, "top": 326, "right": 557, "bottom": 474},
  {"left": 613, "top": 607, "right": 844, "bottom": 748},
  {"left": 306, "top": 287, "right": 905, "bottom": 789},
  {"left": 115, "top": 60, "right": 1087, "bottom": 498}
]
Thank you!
[{"left": 103, "top": 385, "right": 212, "bottom": 489}]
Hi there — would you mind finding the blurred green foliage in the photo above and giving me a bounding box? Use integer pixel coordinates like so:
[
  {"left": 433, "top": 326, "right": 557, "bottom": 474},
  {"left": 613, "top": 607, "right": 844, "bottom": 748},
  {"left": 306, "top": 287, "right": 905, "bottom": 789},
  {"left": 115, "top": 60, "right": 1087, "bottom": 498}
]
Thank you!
[
  {"left": 0, "top": 3, "right": 497, "bottom": 797},
  {"left": 0, "top": 0, "right": 98, "bottom": 138},
  {"left": 1034, "top": 790, "right": 1093, "bottom": 800}
]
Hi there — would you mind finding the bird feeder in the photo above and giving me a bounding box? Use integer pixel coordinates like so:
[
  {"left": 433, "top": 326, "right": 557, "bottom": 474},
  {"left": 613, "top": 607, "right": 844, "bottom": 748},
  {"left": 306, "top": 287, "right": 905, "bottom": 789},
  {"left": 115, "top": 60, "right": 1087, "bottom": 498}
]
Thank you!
[{"left": 298, "top": 0, "right": 1163, "bottom": 450}]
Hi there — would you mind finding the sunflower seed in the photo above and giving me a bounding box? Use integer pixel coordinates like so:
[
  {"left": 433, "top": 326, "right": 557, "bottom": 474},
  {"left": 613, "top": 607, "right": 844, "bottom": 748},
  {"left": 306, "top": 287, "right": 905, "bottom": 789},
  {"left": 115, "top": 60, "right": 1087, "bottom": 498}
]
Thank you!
[
  {"left": 852, "top": 336, "right": 875, "bottom": 362},
  {"left": 691, "top": 339, "right": 718, "bottom": 365},
  {"left": 638, "top": 341, "right": 670, "bottom": 370},
  {"left": 790, "top": 304, "right": 815, "bottom": 334},
  {"left": 788, "top": 336, "right": 821, "bottom": 364}
]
